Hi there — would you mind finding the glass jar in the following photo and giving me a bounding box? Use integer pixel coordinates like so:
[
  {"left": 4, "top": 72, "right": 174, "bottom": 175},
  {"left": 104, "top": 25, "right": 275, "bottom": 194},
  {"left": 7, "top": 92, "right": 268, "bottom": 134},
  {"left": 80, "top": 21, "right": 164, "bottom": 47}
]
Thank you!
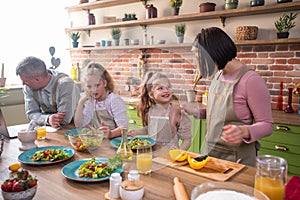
[
  {"left": 254, "top": 155, "right": 287, "bottom": 200},
  {"left": 145, "top": 4, "right": 157, "bottom": 19},
  {"left": 116, "top": 128, "right": 133, "bottom": 161},
  {"left": 88, "top": 13, "right": 95, "bottom": 25}
]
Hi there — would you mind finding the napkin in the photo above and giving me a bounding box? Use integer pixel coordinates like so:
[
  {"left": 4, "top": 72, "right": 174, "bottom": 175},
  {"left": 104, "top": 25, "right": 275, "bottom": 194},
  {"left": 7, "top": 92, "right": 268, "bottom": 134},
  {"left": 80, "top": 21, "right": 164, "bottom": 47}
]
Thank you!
[{"left": 285, "top": 175, "right": 300, "bottom": 200}]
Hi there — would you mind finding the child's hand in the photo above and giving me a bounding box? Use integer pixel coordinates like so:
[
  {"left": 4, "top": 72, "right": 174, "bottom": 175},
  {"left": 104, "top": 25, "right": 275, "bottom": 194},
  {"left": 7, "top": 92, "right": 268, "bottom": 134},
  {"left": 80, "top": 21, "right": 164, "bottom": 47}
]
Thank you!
[
  {"left": 99, "top": 123, "right": 110, "bottom": 138},
  {"left": 79, "top": 91, "right": 91, "bottom": 103},
  {"left": 180, "top": 103, "right": 199, "bottom": 116},
  {"left": 128, "top": 130, "right": 136, "bottom": 136},
  {"left": 169, "top": 146, "right": 178, "bottom": 150}
]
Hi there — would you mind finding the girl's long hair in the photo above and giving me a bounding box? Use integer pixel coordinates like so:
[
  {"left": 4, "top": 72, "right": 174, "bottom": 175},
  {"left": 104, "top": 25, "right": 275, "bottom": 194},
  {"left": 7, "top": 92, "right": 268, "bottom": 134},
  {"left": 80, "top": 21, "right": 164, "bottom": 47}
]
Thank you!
[{"left": 137, "top": 71, "right": 173, "bottom": 126}]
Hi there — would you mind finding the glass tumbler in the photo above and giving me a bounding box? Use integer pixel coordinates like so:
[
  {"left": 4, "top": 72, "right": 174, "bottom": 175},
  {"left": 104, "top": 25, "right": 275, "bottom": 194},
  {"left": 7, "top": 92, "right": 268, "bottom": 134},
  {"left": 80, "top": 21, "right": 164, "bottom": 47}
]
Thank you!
[
  {"left": 136, "top": 144, "right": 152, "bottom": 174},
  {"left": 35, "top": 126, "right": 46, "bottom": 140},
  {"left": 254, "top": 155, "right": 287, "bottom": 200}
]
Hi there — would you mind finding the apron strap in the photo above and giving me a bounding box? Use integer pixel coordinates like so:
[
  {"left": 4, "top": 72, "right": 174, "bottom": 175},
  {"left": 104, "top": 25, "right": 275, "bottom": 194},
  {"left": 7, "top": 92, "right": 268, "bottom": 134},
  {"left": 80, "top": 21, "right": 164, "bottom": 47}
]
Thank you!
[{"left": 233, "top": 66, "right": 250, "bottom": 84}]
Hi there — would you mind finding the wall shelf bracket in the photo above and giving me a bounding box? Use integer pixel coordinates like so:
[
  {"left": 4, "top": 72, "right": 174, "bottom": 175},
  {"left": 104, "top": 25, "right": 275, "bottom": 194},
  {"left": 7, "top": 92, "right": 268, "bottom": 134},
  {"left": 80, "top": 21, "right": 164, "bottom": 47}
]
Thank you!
[
  {"left": 84, "top": 30, "right": 91, "bottom": 37},
  {"left": 140, "top": 0, "right": 148, "bottom": 7},
  {"left": 140, "top": 24, "right": 147, "bottom": 30},
  {"left": 220, "top": 16, "right": 226, "bottom": 28}
]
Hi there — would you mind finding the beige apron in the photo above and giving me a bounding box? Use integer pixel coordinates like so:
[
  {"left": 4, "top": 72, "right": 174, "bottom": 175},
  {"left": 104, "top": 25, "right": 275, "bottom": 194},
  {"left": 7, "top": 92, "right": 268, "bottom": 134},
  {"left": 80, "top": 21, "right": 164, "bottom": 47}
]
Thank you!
[
  {"left": 148, "top": 104, "right": 178, "bottom": 148},
  {"left": 205, "top": 66, "right": 258, "bottom": 166},
  {"left": 90, "top": 95, "right": 117, "bottom": 130}
]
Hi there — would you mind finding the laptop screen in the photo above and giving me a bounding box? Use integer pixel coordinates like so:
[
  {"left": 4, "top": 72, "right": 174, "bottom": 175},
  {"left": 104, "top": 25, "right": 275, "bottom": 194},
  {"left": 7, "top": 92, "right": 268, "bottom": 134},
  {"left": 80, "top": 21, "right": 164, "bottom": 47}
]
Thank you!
[{"left": 0, "top": 109, "right": 18, "bottom": 139}]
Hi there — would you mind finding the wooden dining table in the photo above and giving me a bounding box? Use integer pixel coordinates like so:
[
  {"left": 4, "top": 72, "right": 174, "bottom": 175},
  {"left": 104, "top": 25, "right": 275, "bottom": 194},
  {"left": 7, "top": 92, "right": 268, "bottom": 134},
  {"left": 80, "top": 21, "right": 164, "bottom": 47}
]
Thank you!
[{"left": 0, "top": 124, "right": 256, "bottom": 200}]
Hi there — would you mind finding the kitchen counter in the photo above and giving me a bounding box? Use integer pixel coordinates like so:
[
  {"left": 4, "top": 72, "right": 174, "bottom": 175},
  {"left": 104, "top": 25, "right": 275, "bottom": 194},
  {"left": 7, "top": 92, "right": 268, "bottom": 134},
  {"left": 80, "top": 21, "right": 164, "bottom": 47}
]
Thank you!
[
  {"left": 0, "top": 124, "right": 257, "bottom": 200},
  {"left": 272, "top": 110, "right": 299, "bottom": 126}
]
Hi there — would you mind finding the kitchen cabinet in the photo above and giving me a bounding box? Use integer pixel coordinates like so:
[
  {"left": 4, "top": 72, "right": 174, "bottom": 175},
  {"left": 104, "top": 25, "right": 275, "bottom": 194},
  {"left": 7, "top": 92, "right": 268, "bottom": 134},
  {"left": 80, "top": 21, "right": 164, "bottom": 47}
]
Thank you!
[
  {"left": 258, "top": 123, "right": 300, "bottom": 176},
  {"left": 188, "top": 112, "right": 300, "bottom": 176},
  {"left": 188, "top": 119, "right": 205, "bottom": 154},
  {"left": 65, "top": 1, "right": 300, "bottom": 50}
]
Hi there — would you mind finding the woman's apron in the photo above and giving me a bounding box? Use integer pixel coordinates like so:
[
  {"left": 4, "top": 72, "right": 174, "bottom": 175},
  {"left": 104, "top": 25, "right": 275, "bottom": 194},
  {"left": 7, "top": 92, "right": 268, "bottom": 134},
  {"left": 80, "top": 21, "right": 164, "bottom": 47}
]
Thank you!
[
  {"left": 90, "top": 99, "right": 117, "bottom": 130},
  {"left": 148, "top": 104, "right": 178, "bottom": 148},
  {"left": 205, "top": 66, "right": 258, "bottom": 166}
]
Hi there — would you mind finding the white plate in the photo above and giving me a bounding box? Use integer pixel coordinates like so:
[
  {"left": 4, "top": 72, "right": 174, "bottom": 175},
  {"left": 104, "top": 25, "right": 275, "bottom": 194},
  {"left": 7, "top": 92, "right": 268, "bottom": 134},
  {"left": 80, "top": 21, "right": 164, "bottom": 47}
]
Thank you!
[{"left": 46, "top": 126, "right": 59, "bottom": 132}]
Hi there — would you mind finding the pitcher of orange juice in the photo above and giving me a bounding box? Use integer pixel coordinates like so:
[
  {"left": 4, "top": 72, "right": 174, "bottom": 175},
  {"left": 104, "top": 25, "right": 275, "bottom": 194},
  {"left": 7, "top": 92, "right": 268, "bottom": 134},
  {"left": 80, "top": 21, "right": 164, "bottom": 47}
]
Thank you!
[{"left": 254, "top": 155, "right": 287, "bottom": 200}]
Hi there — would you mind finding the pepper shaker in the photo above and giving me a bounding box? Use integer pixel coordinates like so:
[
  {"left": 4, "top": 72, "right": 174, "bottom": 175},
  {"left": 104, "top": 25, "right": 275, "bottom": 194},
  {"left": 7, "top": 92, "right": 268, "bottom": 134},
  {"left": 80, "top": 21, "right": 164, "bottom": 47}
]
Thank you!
[{"left": 109, "top": 173, "right": 122, "bottom": 199}]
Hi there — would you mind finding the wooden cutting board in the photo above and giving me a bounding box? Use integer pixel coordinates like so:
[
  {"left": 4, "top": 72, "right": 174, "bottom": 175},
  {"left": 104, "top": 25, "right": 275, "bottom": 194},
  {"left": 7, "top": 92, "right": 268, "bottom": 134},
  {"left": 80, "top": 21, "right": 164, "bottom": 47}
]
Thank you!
[{"left": 152, "top": 152, "right": 245, "bottom": 181}]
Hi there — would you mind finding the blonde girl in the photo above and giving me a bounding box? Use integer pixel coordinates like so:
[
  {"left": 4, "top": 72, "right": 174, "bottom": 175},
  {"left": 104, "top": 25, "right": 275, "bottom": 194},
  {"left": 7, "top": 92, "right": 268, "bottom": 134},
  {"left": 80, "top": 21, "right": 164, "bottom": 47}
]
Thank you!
[{"left": 74, "top": 62, "right": 128, "bottom": 139}]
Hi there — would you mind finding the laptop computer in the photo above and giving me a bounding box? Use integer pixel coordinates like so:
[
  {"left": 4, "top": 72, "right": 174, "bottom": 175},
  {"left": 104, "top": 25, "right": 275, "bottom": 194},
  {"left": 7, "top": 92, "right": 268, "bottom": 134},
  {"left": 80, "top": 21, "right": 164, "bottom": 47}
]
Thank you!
[{"left": 0, "top": 109, "right": 28, "bottom": 139}]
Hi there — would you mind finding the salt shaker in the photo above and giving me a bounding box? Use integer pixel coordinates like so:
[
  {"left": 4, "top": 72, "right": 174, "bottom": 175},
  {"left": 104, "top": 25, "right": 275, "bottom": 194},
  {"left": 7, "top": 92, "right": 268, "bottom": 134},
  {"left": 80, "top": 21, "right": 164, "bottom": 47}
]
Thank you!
[
  {"left": 128, "top": 170, "right": 140, "bottom": 181},
  {"left": 109, "top": 173, "right": 122, "bottom": 199}
]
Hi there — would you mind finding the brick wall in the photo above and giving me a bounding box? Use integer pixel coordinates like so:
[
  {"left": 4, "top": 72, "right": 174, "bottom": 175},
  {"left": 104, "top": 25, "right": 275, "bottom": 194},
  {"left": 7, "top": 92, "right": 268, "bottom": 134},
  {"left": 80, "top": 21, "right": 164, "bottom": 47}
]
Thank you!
[{"left": 70, "top": 43, "right": 300, "bottom": 111}]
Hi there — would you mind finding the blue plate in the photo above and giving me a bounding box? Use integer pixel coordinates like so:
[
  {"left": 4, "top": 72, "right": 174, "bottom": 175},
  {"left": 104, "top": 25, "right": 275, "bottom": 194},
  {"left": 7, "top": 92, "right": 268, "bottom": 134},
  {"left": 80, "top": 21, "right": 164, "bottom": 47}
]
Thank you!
[
  {"left": 61, "top": 158, "right": 122, "bottom": 182},
  {"left": 18, "top": 146, "right": 74, "bottom": 165},
  {"left": 110, "top": 136, "right": 155, "bottom": 149}
]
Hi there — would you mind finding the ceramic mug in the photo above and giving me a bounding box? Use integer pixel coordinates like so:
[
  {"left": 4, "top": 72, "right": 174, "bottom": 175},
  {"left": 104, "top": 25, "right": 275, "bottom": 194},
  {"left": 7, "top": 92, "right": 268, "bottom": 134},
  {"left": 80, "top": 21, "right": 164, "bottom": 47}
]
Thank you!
[
  {"left": 124, "top": 38, "right": 130, "bottom": 46},
  {"left": 107, "top": 40, "right": 112, "bottom": 46},
  {"left": 101, "top": 40, "right": 106, "bottom": 47}
]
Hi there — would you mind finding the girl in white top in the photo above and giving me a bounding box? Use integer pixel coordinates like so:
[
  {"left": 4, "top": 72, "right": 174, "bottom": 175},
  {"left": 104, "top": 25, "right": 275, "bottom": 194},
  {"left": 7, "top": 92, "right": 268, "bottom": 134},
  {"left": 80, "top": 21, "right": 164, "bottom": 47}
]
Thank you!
[{"left": 74, "top": 62, "right": 128, "bottom": 139}]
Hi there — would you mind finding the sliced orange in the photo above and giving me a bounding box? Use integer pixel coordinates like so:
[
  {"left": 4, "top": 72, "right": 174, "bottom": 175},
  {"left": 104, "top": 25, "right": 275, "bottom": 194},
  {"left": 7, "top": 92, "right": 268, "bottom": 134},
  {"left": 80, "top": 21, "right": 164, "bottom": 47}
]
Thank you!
[
  {"left": 176, "top": 151, "right": 188, "bottom": 161},
  {"left": 169, "top": 149, "right": 188, "bottom": 162},
  {"left": 8, "top": 163, "right": 21, "bottom": 172}
]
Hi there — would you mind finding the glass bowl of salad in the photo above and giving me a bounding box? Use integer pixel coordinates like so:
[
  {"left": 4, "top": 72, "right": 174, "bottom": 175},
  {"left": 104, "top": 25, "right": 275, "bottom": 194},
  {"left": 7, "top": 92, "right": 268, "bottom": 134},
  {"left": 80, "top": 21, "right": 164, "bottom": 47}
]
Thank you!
[{"left": 67, "top": 128, "right": 104, "bottom": 152}]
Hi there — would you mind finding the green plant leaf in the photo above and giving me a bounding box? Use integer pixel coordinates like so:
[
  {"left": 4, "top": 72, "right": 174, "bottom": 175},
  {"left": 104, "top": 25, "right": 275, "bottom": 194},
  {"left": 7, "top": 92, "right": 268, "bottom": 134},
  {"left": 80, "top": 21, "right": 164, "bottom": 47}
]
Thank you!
[{"left": 274, "top": 12, "right": 297, "bottom": 32}]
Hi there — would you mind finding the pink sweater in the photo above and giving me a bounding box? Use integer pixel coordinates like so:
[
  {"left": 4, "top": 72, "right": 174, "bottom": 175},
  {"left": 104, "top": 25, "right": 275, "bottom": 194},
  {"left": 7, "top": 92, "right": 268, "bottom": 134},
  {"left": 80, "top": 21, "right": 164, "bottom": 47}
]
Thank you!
[{"left": 199, "top": 67, "right": 274, "bottom": 143}]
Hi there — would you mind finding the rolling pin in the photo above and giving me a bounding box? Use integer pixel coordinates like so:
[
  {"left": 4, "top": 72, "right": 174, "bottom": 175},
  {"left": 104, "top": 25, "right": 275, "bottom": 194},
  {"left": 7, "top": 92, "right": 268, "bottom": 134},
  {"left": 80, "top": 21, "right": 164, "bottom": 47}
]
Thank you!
[{"left": 173, "top": 177, "right": 189, "bottom": 200}]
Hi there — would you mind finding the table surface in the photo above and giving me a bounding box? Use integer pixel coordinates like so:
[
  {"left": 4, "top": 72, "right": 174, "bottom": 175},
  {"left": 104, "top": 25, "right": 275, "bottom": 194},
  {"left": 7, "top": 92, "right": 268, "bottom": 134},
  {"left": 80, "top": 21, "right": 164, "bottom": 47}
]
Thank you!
[{"left": 0, "top": 124, "right": 256, "bottom": 200}]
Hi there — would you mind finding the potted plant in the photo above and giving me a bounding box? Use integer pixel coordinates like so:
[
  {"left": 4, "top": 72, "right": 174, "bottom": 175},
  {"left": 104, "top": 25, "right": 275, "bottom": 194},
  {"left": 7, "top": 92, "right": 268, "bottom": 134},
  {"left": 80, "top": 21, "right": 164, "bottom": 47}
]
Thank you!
[
  {"left": 175, "top": 23, "right": 186, "bottom": 43},
  {"left": 70, "top": 32, "right": 80, "bottom": 48},
  {"left": 111, "top": 28, "right": 121, "bottom": 46},
  {"left": 274, "top": 12, "right": 297, "bottom": 39},
  {"left": 169, "top": 0, "right": 183, "bottom": 15}
]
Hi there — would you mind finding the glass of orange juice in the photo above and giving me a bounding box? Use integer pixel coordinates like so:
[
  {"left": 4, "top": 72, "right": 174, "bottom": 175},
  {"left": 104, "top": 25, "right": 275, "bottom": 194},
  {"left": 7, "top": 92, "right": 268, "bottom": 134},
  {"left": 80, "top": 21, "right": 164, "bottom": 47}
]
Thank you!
[
  {"left": 136, "top": 144, "right": 152, "bottom": 174},
  {"left": 35, "top": 126, "right": 46, "bottom": 140},
  {"left": 254, "top": 155, "right": 287, "bottom": 200}
]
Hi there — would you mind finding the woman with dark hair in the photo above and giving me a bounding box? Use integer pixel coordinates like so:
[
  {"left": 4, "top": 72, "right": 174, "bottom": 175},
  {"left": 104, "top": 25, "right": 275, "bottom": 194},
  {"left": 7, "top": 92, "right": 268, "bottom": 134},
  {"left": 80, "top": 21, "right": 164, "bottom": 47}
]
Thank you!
[
  {"left": 74, "top": 62, "right": 128, "bottom": 139},
  {"left": 182, "top": 27, "right": 274, "bottom": 166}
]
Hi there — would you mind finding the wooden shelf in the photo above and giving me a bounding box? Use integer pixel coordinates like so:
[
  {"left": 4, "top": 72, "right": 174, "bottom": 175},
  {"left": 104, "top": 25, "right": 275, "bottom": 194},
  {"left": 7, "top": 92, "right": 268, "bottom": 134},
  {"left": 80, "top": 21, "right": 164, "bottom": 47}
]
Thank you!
[
  {"left": 65, "top": 0, "right": 140, "bottom": 12},
  {"left": 68, "top": 38, "right": 300, "bottom": 51},
  {"left": 68, "top": 43, "right": 192, "bottom": 51},
  {"left": 65, "top": 2, "right": 300, "bottom": 32},
  {"left": 235, "top": 38, "right": 300, "bottom": 46}
]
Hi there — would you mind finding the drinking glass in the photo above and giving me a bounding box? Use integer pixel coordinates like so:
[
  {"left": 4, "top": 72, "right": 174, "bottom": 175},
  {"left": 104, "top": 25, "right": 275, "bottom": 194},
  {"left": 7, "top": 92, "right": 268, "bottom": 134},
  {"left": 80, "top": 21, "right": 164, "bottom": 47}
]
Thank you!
[
  {"left": 35, "top": 126, "right": 46, "bottom": 140},
  {"left": 254, "top": 155, "right": 287, "bottom": 200},
  {"left": 136, "top": 144, "right": 152, "bottom": 174}
]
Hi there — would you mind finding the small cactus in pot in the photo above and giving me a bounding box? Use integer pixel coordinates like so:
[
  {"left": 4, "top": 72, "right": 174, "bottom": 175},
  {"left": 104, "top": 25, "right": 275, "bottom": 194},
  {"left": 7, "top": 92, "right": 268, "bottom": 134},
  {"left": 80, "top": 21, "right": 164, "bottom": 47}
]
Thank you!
[{"left": 70, "top": 32, "right": 80, "bottom": 48}]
